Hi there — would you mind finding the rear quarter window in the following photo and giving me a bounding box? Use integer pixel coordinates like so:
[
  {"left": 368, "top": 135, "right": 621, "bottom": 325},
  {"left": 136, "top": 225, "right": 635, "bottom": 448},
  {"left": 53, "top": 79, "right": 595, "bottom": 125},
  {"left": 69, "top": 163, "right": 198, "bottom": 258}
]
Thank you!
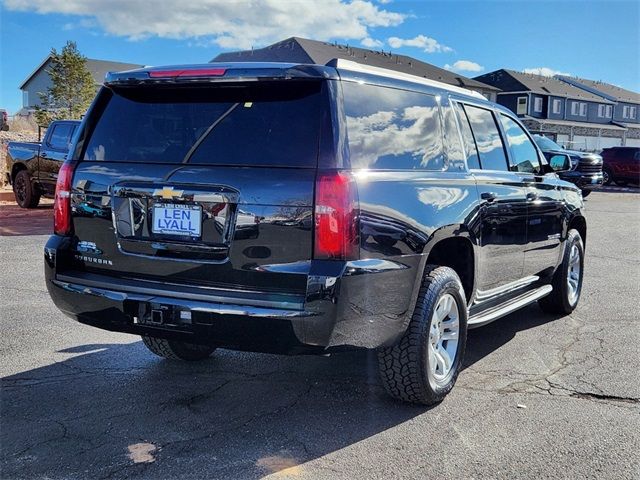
[
  {"left": 82, "top": 82, "right": 326, "bottom": 167},
  {"left": 342, "top": 82, "right": 445, "bottom": 170}
]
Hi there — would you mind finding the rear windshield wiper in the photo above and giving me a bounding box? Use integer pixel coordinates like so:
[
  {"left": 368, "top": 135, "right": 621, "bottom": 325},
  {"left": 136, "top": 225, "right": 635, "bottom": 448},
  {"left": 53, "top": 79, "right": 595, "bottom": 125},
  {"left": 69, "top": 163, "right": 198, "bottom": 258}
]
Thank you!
[{"left": 182, "top": 102, "right": 240, "bottom": 163}]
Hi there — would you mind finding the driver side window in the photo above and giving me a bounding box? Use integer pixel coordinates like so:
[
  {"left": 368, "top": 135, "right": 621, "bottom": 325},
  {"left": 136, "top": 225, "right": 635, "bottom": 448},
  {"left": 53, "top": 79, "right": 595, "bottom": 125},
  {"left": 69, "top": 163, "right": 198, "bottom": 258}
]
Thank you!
[{"left": 499, "top": 114, "right": 541, "bottom": 173}]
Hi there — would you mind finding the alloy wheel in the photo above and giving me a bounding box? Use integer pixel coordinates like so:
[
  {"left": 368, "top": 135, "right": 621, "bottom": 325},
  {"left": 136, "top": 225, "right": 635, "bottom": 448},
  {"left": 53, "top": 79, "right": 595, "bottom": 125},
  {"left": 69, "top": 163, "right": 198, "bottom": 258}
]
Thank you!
[
  {"left": 427, "top": 293, "right": 460, "bottom": 385},
  {"left": 567, "top": 244, "right": 581, "bottom": 305}
]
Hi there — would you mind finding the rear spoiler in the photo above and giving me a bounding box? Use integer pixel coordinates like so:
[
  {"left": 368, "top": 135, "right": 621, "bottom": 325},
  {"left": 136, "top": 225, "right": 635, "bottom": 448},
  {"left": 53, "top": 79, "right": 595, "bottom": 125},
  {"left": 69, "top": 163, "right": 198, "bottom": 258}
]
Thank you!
[{"left": 104, "top": 62, "right": 338, "bottom": 86}]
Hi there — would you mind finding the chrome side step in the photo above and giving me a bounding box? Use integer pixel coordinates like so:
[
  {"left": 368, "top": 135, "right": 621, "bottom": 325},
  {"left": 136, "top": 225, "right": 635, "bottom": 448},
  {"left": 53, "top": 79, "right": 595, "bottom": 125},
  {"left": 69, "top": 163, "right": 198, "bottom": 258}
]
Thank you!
[{"left": 468, "top": 284, "right": 553, "bottom": 328}]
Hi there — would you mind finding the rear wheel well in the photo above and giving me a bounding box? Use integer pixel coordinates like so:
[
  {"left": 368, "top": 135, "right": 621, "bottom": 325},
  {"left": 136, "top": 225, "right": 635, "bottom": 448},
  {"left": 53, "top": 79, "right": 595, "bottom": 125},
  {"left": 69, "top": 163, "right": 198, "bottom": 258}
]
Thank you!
[
  {"left": 11, "top": 163, "right": 27, "bottom": 182},
  {"left": 425, "top": 237, "right": 474, "bottom": 302},
  {"left": 569, "top": 215, "right": 587, "bottom": 246}
]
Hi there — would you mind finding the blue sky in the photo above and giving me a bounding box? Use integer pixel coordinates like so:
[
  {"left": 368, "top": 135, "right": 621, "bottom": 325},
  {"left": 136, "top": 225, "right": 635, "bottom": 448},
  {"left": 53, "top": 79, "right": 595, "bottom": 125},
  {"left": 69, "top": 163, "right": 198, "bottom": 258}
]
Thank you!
[{"left": 1, "top": 0, "right": 638, "bottom": 114}]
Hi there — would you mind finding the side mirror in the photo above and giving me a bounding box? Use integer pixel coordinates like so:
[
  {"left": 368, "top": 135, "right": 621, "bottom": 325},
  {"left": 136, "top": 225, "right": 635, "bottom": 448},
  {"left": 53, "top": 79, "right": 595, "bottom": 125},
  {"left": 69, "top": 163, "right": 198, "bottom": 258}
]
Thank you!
[{"left": 549, "top": 154, "right": 571, "bottom": 172}]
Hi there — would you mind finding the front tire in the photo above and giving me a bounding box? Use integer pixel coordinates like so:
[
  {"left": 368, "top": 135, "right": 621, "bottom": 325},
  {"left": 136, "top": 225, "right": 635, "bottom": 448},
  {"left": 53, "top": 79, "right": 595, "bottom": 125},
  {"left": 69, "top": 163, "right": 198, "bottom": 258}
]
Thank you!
[
  {"left": 539, "top": 229, "right": 584, "bottom": 315},
  {"left": 602, "top": 167, "right": 612, "bottom": 186},
  {"left": 581, "top": 189, "right": 591, "bottom": 198},
  {"left": 141, "top": 336, "right": 216, "bottom": 361},
  {"left": 377, "top": 265, "right": 468, "bottom": 405},
  {"left": 13, "top": 170, "right": 40, "bottom": 208}
]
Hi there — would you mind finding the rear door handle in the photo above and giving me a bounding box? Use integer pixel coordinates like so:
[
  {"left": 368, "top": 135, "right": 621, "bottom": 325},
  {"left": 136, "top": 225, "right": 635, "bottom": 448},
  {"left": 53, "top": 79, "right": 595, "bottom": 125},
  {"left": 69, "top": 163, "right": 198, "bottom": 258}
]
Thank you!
[
  {"left": 40, "top": 152, "right": 47, "bottom": 158},
  {"left": 526, "top": 192, "right": 538, "bottom": 201},
  {"left": 481, "top": 192, "right": 497, "bottom": 202}
]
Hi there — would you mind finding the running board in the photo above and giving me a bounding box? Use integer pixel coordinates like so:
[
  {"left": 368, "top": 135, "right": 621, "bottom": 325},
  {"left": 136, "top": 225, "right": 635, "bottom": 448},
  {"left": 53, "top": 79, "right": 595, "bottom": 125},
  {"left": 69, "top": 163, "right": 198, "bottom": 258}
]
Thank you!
[{"left": 468, "top": 285, "right": 553, "bottom": 328}]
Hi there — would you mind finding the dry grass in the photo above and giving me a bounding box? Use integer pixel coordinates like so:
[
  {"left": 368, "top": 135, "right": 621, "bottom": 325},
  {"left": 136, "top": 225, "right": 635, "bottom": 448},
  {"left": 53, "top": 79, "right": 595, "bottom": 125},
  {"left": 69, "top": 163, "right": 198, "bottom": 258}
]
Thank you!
[
  {"left": 1, "top": 118, "right": 40, "bottom": 187},
  {"left": 7, "top": 116, "right": 39, "bottom": 133}
]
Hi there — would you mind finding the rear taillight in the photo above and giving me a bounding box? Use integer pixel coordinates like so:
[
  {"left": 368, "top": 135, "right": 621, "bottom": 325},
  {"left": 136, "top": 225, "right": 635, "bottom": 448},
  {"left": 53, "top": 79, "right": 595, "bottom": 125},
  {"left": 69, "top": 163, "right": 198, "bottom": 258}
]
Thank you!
[
  {"left": 313, "top": 171, "right": 359, "bottom": 260},
  {"left": 54, "top": 161, "right": 74, "bottom": 235}
]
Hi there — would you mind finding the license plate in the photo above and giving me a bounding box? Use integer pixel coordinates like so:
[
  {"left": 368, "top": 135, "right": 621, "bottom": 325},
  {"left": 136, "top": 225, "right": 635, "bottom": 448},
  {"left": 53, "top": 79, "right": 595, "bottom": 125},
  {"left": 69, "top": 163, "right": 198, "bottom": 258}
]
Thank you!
[{"left": 152, "top": 203, "right": 202, "bottom": 237}]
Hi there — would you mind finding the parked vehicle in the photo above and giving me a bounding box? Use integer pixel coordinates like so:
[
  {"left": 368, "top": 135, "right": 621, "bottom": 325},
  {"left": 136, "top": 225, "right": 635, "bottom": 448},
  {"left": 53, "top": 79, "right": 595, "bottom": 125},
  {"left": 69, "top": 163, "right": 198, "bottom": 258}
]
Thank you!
[
  {"left": 533, "top": 135, "right": 603, "bottom": 197},
  {"left": 600, "top": 147, "right": 640, "bottom": 186},
  {"left": 6, "top": 120, "right": 80, "bottom": 207},
  {"left": 44, "top": 60, "right": 586, "bottom": 405},
  {"left": 0, "top": 109, "right": 9, "bottom": 131}
]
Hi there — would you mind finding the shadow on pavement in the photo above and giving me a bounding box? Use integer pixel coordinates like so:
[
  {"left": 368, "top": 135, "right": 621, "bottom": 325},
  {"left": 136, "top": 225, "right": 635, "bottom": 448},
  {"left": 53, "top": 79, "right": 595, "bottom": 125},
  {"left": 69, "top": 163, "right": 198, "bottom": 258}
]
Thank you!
[
  {"left": 0, "top": 203, "right": 53, "bottom": 236},
  {"left": 1, "top": 304, "right": 560, "bottom": 479}
]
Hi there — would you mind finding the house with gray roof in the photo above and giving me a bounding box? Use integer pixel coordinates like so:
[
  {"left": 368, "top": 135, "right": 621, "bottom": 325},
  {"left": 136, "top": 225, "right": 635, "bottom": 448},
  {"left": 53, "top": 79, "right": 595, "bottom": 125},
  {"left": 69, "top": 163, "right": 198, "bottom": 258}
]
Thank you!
[
  {"left": 556, "top": 76, "right": 640, "bottom": 148},
  {"left": 18, "top": 55, "right": 143, "bottom": 115},
  {"left": 212, "top": 37, "right": 500, "bottom": 101},
  {"left": 475, "top": 69, "right": 639, "bottom": 151}
]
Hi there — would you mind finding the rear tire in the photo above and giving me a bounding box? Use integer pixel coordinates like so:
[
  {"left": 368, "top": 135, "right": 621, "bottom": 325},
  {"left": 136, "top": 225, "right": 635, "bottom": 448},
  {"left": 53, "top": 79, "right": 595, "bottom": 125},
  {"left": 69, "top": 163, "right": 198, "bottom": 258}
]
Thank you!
[
  {"left": 141, "top": 336, "right": 216, "bottom": 361},
  {"left": 13, "top": 170, "right": 40, "bottom": 208},
  {"left": 538, "top": 229, "right": 584, "bottom": 315},
  {"left": 377, "top": 265, "right": 468, "bottom": 405}
]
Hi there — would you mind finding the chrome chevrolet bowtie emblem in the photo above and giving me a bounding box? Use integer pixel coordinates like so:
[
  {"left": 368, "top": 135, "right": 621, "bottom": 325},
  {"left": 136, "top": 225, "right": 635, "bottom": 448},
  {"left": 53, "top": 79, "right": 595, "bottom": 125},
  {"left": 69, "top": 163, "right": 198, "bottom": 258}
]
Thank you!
[{"left": 153, "top": 187, "right": 184, "bottom": 200}]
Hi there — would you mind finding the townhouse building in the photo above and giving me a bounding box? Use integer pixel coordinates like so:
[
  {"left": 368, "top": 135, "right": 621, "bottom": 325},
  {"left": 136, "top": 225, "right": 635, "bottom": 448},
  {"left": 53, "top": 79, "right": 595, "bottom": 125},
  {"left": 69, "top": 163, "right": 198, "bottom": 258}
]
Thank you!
[{"left": 475, "top": 69, "right": 638, "bottom": 151}]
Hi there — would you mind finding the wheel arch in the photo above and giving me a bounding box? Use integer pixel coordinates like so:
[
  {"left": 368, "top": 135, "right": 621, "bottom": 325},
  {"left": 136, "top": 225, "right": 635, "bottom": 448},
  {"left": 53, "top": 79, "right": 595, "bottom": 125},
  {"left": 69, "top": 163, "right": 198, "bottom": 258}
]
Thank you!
[
  {"left": 568, "top": 214, "right": 587, "bottom": 247},
  {"left": 421, "top": 225, "right": 478, "bottom": 304}
]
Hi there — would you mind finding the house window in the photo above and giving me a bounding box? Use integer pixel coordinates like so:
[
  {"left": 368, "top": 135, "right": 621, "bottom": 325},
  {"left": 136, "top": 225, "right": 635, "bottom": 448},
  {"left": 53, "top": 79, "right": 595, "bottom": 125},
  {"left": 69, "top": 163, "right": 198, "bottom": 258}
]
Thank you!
[
  {"left": 516, "top": 97, "right": 528, "bottom": 115},
  {"left": 533, "top": 97, "right": 543, "bottom": 113},
  {"left": 552, "top": 99, "right": 561, "bottom": 114},
  {"left": 598, "top": 105, "right": 606, "bottom": 117},
  {"left": 571, "top": 102, "right": 579, "bottom": 116},
  {"left": 22, "top": 91, "right": 29, "bottom": 107},
  {"left": 631, "top": 107, "right": 637, "bottom": 119},
  {"left": 579, "top": 103, "right": 587, "bottom": 117},
  {"left": 623, "top": 105, "right": 630, "bottom": 118},
  {"left": 606, "top": 105, "right": 613, "bottom": 117}
]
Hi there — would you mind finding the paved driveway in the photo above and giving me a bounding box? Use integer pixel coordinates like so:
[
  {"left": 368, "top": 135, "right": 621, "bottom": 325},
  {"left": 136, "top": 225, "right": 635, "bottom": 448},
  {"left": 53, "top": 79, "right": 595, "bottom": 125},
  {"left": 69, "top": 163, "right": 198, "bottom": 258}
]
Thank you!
[{"left": 1, "top": 191, "right": 638, "bottom": 479}]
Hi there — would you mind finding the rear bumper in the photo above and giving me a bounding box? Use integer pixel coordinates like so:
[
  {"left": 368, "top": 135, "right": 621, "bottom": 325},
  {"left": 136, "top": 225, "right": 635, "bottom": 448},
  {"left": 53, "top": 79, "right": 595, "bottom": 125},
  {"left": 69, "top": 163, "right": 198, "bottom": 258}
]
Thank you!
[{"left": 45, "top": 236, "right": 421, "bottom": 354}]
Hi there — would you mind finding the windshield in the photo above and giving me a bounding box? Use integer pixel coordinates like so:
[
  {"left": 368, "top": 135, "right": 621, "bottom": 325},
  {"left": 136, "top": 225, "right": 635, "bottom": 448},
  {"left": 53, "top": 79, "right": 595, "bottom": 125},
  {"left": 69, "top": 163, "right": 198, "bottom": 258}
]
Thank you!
[
  {"left": 534, "top": 135, "right": 563, "bottom": 151},
  {"left": 82, "top": 81, "right": 325, "bottom": 167}
]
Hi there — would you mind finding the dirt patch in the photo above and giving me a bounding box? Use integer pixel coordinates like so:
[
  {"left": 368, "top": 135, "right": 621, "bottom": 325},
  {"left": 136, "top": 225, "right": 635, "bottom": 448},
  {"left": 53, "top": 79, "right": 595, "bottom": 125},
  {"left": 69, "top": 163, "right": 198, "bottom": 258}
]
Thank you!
[{"left": 0, "top": 203, "right": 53, "bottom": 236}]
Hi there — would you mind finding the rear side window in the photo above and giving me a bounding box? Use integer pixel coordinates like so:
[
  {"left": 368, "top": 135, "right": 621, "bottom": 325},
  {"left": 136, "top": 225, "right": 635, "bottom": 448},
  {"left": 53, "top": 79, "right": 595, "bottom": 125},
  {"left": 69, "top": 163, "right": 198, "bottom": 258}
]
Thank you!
[
  {"left": 453, "top": 102, "right": 480, "bottom": 169},
  {"left": 499, "top": 114, "right": 541, "bottom": 173},
  {"left": 463, "top": 104, "right": 509, "bottom": 171},
  {"left": 82, "top": 82, "right": 325, "bottom": 166},
  {"left": 48, "top": 123, "right": 74, "bottom": 150},
  {"left": 343, "top": 82, "right": 444, "bottom": 170}
]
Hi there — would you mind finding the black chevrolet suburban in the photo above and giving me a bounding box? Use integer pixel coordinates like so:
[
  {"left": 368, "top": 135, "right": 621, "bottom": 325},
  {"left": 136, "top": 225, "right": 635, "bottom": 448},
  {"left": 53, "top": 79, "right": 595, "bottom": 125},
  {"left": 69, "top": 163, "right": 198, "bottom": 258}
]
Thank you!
[{"left": 45, "top": 60, "right": 586, "bottom": 405}]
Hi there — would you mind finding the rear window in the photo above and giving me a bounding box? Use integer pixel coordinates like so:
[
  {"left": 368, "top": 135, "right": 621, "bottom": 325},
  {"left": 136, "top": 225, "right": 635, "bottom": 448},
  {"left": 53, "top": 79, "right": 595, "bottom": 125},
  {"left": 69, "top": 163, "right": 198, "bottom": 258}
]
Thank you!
[
  {"left": 48, "top": 123, "right": 75, "bottom": 150},
  {"left": 82, "top": 82, "right": 325, "bottom": 167}
]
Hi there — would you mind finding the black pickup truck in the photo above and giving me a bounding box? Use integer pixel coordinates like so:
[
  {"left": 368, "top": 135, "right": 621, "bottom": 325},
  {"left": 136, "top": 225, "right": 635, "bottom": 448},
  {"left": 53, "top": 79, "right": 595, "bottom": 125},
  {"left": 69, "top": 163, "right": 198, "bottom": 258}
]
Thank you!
[
  {"left": 6, "top": 120, "right": 80, "bottom": 207},
  {"left": 533, "top": 135, "right": 603, "bottom": 197},
  {"left": 44, "top": 61, "right": 586, "bottom": 405}
]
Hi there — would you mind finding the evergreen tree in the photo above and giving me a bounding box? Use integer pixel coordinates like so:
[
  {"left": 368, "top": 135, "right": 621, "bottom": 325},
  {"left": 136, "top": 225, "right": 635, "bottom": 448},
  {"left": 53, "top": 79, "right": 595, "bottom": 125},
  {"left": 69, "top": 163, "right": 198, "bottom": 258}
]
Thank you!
[{"left": 34, "top": 41, "right": 95, "bottom": 127}]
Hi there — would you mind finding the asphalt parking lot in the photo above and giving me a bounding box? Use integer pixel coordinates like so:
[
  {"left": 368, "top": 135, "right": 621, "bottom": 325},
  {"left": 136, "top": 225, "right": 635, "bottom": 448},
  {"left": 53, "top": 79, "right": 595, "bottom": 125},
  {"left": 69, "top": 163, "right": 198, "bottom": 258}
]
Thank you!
[{"left": 1, "top": 189, "right": 639, "bottom": 480}]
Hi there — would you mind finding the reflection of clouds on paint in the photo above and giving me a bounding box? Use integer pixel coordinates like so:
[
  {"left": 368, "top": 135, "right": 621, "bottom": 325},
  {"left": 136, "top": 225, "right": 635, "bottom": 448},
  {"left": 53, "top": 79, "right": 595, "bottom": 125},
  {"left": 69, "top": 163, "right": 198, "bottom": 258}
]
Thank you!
[
  {"left": 418, "top": 187, "right": 469, "bottom": 210},
  {"left": 347, "top": 106, "right": 442, "bottom": 169}
]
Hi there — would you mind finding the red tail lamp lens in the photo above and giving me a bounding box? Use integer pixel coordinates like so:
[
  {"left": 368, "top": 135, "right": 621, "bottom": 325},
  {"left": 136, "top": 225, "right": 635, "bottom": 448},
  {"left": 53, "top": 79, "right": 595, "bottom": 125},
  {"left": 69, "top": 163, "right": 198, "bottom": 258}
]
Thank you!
[
  {"left": 314, "top": 171, "right": 359, "bottom": 260},
  {"left": 54, "top": 162, "right": 74, "bottom": 235}
]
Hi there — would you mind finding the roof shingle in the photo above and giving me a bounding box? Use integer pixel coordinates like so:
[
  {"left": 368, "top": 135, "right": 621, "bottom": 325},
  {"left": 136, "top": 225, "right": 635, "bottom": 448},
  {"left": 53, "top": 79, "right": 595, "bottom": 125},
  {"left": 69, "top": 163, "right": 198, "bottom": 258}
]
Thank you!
[{"left": 212, "top": 37, "right": 499, "bottom": 92}]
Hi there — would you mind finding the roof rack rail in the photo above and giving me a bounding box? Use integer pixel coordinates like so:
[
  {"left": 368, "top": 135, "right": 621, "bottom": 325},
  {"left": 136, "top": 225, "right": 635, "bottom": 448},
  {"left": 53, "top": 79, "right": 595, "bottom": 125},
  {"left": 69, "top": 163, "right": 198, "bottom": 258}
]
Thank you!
[{"left": 325, "top": 58, "right": 486, "bottom": 100}]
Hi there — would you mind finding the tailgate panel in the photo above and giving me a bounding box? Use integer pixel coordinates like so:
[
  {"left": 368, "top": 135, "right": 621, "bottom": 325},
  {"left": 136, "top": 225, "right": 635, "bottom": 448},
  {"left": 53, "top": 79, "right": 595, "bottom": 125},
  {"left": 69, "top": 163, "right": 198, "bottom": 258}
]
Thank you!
[{"left": 69, "top": 163, "right": 315, "bottom": 293}]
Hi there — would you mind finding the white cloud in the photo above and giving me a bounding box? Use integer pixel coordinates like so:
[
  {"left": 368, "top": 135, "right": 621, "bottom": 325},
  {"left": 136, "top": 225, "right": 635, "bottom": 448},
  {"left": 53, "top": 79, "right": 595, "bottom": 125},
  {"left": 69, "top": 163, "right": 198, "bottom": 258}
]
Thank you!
[
  {"left": 4, "top": 0, "right": 406, "bottom": 49},
  {"left": 361, "top": 37, "right": 384, "bottom": 48},
  {"left": 387, "top": 34, "right": 452, "bottom": 53},
  {"left": 444, "top": 60, "right": 484, "bottom": 73},
  {"left": 523, "top": 67, "right": 571, "bottom": 77}
]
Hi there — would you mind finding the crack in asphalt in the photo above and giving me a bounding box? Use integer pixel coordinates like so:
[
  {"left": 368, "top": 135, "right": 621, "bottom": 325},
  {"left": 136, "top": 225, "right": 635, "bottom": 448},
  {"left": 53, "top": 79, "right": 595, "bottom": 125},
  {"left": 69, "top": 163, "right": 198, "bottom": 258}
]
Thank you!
[{"left": 464, "top": 313, "right": 640, "bottom": 408}]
